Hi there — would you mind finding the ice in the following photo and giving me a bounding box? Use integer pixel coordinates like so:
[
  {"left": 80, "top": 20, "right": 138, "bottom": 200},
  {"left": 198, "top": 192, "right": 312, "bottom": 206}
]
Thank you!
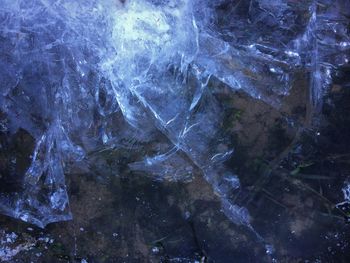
[{"left": 0, "top": 0, "right": 349, "bottom": 228}]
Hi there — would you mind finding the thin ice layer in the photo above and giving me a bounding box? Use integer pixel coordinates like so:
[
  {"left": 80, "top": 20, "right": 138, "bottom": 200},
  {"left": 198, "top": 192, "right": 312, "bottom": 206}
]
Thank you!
[{"left": 0, "top": 0, "right": 349, "bottom": 228}]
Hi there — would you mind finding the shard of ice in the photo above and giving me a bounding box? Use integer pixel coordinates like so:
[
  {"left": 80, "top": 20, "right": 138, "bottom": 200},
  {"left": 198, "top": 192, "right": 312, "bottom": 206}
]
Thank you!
[{"left": 0, "top": 0, "right": 349, "bottom": 228}]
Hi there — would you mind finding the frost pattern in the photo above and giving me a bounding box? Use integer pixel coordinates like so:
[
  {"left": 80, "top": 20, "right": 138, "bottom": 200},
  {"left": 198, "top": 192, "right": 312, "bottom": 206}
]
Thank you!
[{"left": 0, "top": 0, "right": 349, "bottom": 227}]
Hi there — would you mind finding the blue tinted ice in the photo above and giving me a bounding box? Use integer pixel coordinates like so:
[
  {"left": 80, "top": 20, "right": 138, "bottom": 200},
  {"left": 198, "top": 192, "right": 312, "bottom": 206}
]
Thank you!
[{"left": 0, "top": 0, "right": 349, "bottom": 227}]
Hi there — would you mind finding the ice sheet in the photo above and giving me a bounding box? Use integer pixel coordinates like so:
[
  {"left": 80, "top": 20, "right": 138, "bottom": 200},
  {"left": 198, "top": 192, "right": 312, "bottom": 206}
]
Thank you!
[{"left": 0, "top": 0, "right": 349, "bottom": 228}]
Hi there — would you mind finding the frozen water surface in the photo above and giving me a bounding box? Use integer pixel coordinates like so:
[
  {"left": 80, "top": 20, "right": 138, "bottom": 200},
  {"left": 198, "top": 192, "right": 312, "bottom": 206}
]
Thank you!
[{"left": 0, "top": 1, "right": 349, "bottom": 257}]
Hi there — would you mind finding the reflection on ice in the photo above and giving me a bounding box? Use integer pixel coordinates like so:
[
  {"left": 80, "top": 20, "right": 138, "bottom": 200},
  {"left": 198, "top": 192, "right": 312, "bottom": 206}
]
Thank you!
[{"left": 0, "top": 0, "right": 349, "bottom": 229}]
